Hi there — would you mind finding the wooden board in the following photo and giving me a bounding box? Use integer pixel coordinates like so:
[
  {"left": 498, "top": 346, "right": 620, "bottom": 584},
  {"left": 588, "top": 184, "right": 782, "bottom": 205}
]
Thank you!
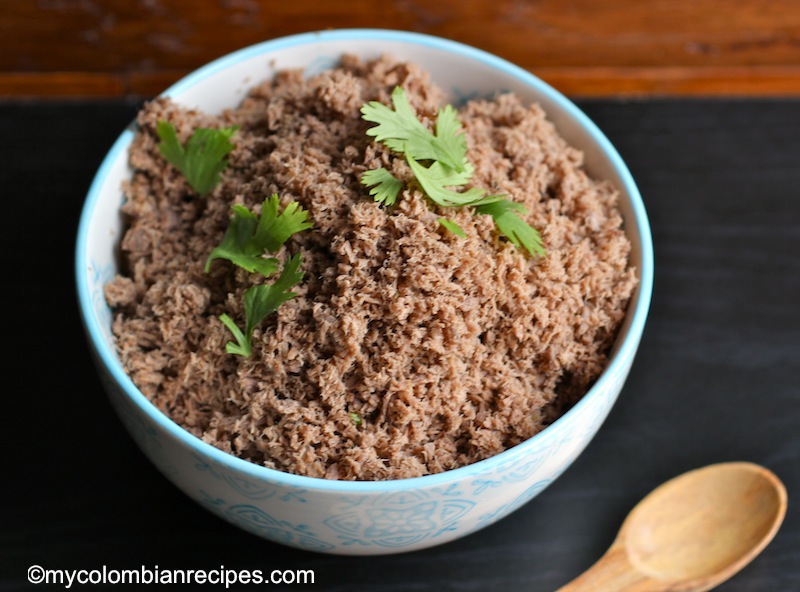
[{"left": 4, "top": 0, "right": 800, "bottom": 98}]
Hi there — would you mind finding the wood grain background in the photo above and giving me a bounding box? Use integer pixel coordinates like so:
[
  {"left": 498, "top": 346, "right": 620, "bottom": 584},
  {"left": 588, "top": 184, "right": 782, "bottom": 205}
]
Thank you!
[{"left": 4, "top": 0, "right": 800, "bottom": 98}]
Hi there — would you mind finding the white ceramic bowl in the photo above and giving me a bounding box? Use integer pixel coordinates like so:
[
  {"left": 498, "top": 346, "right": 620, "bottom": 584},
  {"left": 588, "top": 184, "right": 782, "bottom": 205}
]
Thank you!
[{"left": 76, "top": 29, "right": 653, "bottom": 555}]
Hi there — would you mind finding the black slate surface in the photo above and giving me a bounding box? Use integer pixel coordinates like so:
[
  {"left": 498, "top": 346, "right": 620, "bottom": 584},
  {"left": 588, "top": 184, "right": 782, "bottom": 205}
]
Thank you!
[{"left": 2, "top": 99, "right": 798, "bottom": 591}]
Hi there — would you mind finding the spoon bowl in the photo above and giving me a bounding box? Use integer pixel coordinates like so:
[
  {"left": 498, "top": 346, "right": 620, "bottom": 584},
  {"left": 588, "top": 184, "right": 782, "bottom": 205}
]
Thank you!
[{"left": 559, "top": 462, "right": 787, "bottom": 592}]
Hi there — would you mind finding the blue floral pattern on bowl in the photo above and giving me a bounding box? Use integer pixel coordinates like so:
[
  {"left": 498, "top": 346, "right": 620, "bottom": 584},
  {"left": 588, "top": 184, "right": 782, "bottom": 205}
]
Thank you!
[{"left": 324, "top": 489, "right": 476, "bottom": 548}]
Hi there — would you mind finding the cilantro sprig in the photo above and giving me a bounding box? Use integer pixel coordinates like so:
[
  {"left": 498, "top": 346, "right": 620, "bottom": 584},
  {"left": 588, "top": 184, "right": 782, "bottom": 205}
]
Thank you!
[
  {"left": 360, "top": 87, "right": 545, "bottom": 257},
  {"left": 205, "top": 194, "right": 313, "bottom": 275},
  {"left": 207, "top": 195, "right": 312, "bottom": 357},
  {"left": 361, "top": 168, "right": 404, "bottom": 206},
  {"left": 219, "top": 254, "right": 304, "bottom": 357},
  {"left": 475, "top": 199, "right": 544, "bottom": 256},
  {"left": 156, "top": 121, "right": 238, "bottom": 196},
  {"left": 362, "top": 88, "right": 470, "bottom": 174}
]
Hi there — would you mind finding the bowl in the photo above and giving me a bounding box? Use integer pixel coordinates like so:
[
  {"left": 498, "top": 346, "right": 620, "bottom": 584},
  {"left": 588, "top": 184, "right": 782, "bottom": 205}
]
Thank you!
[{"left": 76, "top": 28, "right": 653, "bottom": 555}]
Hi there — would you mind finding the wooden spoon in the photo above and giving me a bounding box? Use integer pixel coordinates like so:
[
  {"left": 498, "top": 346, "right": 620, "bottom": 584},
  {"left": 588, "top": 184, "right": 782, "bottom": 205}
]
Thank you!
[{"left": 557, "top": 462, "right": 787, "bottom": 592}]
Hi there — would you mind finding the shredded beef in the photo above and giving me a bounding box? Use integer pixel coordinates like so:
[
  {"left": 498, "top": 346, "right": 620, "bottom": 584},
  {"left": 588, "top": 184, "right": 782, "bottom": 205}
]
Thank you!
[{"left": 105, "top": 55, "right": 637, "bottom": 480}]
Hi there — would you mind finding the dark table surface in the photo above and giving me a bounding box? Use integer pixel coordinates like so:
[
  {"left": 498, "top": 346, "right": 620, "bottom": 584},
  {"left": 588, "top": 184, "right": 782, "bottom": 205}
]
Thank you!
[{"left": 2, "top": 98, "right": 799, "bottom": 591}]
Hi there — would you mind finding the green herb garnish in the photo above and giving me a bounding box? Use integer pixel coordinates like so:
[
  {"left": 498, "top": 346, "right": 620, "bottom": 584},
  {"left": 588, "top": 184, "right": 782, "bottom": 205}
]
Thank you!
[
  {"left": 219, "top": 254, "right": 304, "bottom": 357},
  {"left": 476, "top": 199, "right": 545, "bottom": 257},
  {"left": 362, "top": 87, "right": 470, "bottom": 174},
  {"left": 205, "top": 194, "right": 313, "bottom": 275},
  {"left": 437, "top": 217, "right": 466, "bottom": 237},
  {"left": 156, "top": 121, "right": 238, "bottom": 196},
  {"left": 348, "top": 412, "right": 363, "bottom": 426},
  {"left": 406, "top": 155, "right": 487, "bottom": 208},
  {"left": 360, "top": 87, "right": 545, "bottom": 257},
  {"left": 256, "top": 194, "right": 315, "bottom": 253},
  {"left": 208, "top": 196, "right": 311, "bottom": 357},
  {"left": 361, "top": 168, "right": 404, "bottom": 206}
]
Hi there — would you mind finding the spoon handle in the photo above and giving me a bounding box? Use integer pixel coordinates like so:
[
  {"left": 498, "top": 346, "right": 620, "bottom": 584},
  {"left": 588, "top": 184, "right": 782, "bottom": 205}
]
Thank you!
[{"left": 556, "top": 544, "right": 660, "bottom": 592}]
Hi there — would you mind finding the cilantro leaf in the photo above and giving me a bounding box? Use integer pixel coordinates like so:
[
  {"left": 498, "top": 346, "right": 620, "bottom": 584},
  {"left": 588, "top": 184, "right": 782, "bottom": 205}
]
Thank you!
[
  {"left": 361, "top": 167, "right": 404, "bottom": 206},
  {"left": 361, "top": 87, "right": 546, "bottom": 257},
  {"left": 257, "top": 194, "right": 314, "bottom": 254},
  {"left": 361, "top": 86, "right": 467, "bottom": 172},
  {"left": 220, "top": 254, "right": 305, "bottom": 357},
  {"left": 156, "top": 121, "right": 238, "bottom": 196},
  {"left": 205, "top": 204, "right": 279, "bottom": 275},
  {"left": 205, "top": 195, "right": 311, "bottom": 274},
  {"left": 407, "top": 155, "right": 488, "bottom": 207},
  {"left": 476, "top": 199, "right": 545, "bottom": 257},
  {"left": 218, "top": 314, "right": 250, "bottom": 357},
  {"left": 205, "top": 195, "right": 313, "bottom": 357},
  {"left": 438, "top": 217, "right": 466, "bottom": 237},
  {"left": 433, "top": 104, "right": 472, "bottom": 174}
]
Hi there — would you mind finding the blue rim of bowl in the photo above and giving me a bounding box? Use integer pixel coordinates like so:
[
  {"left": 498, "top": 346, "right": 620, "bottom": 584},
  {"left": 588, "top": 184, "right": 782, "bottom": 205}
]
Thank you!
[{"left": 76, "top": 28, "right": 654, "bottom": 493}]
